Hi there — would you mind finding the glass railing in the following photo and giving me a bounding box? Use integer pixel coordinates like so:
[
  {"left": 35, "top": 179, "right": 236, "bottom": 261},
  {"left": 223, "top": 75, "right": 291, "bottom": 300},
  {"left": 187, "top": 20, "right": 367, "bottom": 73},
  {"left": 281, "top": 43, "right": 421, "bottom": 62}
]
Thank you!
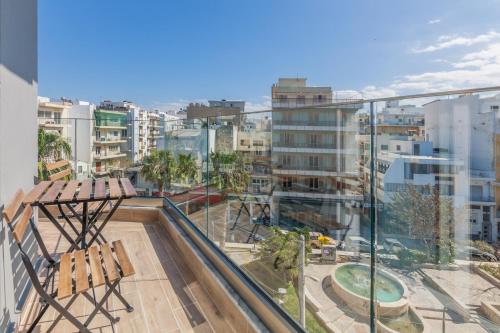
[{"left": 36, "top": 87, "right": 500, "bottom": 332}]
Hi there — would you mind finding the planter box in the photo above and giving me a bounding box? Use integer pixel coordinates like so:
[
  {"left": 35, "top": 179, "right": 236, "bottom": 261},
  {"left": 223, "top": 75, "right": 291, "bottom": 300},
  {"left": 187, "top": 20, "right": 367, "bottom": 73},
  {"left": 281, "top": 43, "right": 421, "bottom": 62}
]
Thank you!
[{"left": 472, "top": 264, "right": 500, "bottom": 288}]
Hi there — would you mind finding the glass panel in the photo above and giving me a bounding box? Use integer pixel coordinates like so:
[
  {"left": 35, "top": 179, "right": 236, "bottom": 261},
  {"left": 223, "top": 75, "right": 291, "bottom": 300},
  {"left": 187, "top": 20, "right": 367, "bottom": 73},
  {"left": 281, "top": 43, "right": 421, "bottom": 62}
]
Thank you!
[{"left": 376, "top": 92, "right": 500, "bottom": 333}]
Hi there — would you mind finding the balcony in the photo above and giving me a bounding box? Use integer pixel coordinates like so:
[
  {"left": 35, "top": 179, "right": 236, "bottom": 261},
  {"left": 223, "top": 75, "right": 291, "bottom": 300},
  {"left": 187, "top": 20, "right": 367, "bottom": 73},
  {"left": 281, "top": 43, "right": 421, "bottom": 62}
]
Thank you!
[
  {"left": 16, "top": 205, "right": 297, "bottom": 332},
  {"left": 94, "top": 152, "right": 127, "bottom": 160},
  {"left": 94, "top": 137, "right": 128, "bottom": 144}
]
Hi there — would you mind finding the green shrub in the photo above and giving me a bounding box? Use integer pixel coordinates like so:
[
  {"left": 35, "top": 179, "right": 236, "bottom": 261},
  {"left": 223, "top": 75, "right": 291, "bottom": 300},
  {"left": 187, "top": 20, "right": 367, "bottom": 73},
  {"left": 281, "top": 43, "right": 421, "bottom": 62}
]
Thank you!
[
  {"left": 434, "top": 240, "right": 456, "bottom": 264},
  {"left": 472, "top": 240, "right": 495, "bottom": 255},
  {"left": 399, "top": 248, "right": 427, "bottom": 267}
]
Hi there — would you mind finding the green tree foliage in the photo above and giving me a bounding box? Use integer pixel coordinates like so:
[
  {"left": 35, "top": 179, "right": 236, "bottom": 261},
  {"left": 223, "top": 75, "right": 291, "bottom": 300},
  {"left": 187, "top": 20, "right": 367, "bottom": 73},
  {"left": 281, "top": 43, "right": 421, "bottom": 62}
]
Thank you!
[
  {"left": 209, "top": 151, "right": 250, "bottom": 194},
  {"left": 37, "top": 128, "right": 72, "bottom": 180},
  {"left": 176, "top": 153, "right": 198, "bottom": 184},
  {"left": 141, "top": 150, "right": 176, "bottom": 195},
  {"left": 256, "top": 227, "right": 311, "bottom": 282},
  {"left": 386, "top": 184, "right": 454, "bottom": 256}
]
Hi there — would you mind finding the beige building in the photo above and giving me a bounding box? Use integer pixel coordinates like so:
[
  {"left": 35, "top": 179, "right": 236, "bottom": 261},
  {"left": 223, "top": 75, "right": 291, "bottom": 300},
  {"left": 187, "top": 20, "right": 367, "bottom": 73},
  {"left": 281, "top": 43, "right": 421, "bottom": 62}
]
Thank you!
[
  {"left": 271, "top": 78, "right": 363, "bottom": 232},
  {"left": 37, "top": 96, "right": 72, "bottom": 137}
]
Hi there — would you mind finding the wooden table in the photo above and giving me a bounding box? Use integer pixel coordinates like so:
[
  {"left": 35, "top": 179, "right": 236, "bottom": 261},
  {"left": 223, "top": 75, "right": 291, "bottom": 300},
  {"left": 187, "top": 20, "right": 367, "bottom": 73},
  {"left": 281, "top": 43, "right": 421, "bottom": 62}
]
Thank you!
[{"left": 24, "top": 178, "right": 137, "bottom": 251}]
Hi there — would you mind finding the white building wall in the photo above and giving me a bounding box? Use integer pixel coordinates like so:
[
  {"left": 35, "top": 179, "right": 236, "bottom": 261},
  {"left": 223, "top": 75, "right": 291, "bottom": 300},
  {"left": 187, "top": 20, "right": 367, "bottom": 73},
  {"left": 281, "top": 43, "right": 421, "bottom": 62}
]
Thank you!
[
  {"left": 0, "top": 0, "right": 38, "bottom": 331},
  {"left": 67, "top": 102, "right": 94, "bottom": 179}
]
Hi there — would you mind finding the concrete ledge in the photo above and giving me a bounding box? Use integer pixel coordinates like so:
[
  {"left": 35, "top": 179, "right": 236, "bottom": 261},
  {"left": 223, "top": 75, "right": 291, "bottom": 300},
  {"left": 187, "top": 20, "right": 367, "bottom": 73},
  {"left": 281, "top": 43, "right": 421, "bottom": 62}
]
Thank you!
[
  {"left": 472, "top": 264, "right": 500, "bottom": 288},
  {"left": 158, "top": 209, "right": 268, "bottom": 333},
  {"left": 160, "top": 202, "right": 304, "bottom": 333},
  {"left": 420, "top": 269, "right": 471, "bottom": 321},
  {"left": 480, "top": 301, "right": 500, "bottom": 325}
]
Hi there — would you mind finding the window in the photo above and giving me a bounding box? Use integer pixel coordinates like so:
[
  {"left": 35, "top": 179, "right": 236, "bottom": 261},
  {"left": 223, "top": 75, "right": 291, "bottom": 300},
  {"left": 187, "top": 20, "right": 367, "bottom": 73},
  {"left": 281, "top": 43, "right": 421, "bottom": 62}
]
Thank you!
[
  {"left": 308, "top": 178, "right": 319, "bottom": 189},
  {"left": 396, "top": 145, "right": 401, "bottom": 151},
  {"left": 282, "top": 155, "right": 291, "bottom": 166},
  {"left": 309, "top": 156, "right": 319, "bottom": 169},
  {"left": 282, "top": 177, "right": 294, "bottom": 189},
  {"left": 308, "top": 134, "right": 320, "bottom": 147},
  {"left": 78, "top": 166, "right": 83, "bottom": 173},
  {"left": 281, "top": 133, "right": 294, "bottom": 145},
  {"left": 278, "top": 95, "right": 288, "bottom": 103},
  {"left": 491, "top": 105, "right": 499, "bottom": 111},
  {"left": 253, "top": 140, "right": 263, "bottom": 147},
  {"left": 95, "top": 147, "right": 101, "bottom": 155},
  {"left": 297, "top": 95, "right": 305, "bottom": 105},
  {"left": 381, "top": 144, "right": 388, "bottom": 151},
  {"left": 309, "top": 112, "right": 320, "bottom": 124}
]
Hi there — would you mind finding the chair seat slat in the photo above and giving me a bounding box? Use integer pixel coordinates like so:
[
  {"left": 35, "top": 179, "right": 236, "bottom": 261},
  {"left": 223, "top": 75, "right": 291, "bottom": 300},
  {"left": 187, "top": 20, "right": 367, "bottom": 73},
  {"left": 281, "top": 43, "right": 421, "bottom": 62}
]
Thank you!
[
  {"left": 100, "top": 244, "right": 119, "bottom": 282},
  {"left": 88, "top": 246, "right": 105, "bottom": 287},
  {"left": 23, "top": 181, "right": 51, "bottom": 205},
  {"left": 112, "top": 240, "right": 135, "bottom": 277},
  {"left": 2, "top": 189, "right": 24, "bottom": 223},
  {"left": 58, "top": 253, "right": 73, "bottom": 300},
  {"left": 75, "top": 250, "right": 89, "bottom": 294},
  {"left": 13, "top": 206, "right": 32, "bottom": 243}
]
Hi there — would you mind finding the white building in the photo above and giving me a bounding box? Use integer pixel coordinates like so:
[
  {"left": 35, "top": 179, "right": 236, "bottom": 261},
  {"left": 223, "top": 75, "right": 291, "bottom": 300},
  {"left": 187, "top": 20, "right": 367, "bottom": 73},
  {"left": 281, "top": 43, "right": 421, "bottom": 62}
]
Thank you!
[
  {"left": 67, "top": 100, "right": 95, "bottom": 180},
  {"left": 425, "top": 94, "right": 500, "bottom": 242}
]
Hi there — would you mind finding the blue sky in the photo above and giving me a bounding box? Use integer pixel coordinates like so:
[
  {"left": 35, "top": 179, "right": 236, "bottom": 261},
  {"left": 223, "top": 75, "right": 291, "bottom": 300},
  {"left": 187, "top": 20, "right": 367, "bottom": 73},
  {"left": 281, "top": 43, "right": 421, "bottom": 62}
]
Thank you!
[{"left": 39, "top": 0, "right": 500, "bottom": 111}]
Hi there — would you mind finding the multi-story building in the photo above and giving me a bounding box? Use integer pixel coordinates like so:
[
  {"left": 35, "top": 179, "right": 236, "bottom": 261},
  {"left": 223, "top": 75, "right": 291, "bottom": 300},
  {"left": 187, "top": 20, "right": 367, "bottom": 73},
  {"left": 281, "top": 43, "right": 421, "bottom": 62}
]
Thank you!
[
  {"left": 237, "top": 117, "right": 272, "bottom": 194},
  {"left": 37, "top": 96, "right": 72, "bottom": 137},
  {"left": 271, "top": 78, "right": 363, "bottom": 234},
  {"left": 93, "top": 102, "right": 129, "bottom": 176},
  {"left": 425, "top": 94, "right": 500, "bottom": 242},
  {"left": 147, "top": 112, "right": 162, "bottom": 153}
]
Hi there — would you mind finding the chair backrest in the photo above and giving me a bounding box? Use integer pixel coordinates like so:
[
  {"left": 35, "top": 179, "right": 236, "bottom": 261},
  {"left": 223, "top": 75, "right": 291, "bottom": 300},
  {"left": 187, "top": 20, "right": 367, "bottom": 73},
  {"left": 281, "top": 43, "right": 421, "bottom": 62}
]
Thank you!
[
  {"left": 2, "top": 189, "right": 33, "bottom": 245},
  {"left": 46, "top": 160, "right": 72, "bottom": 181}
]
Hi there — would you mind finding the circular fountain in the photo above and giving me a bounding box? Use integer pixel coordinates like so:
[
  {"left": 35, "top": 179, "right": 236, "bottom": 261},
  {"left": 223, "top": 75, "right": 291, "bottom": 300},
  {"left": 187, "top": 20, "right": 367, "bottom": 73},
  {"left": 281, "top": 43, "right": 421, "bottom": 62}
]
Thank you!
[{"left": 330, "top": 263, "right": 409, "bottom": 317}]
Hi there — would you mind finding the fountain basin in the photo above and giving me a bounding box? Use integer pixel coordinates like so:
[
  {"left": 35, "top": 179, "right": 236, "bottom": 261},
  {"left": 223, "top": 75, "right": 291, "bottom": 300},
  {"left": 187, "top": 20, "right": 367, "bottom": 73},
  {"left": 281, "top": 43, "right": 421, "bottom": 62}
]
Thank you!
[{"left": 330, "top": 263, "right": 409, "bottom": 317}]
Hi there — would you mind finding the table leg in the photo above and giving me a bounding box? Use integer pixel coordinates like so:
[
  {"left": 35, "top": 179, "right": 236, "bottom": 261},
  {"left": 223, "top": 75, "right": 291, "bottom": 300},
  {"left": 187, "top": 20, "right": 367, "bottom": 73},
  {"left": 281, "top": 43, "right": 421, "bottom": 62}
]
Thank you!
[{"left": 81, "top": 202, "right": 88, "bottom": 249}]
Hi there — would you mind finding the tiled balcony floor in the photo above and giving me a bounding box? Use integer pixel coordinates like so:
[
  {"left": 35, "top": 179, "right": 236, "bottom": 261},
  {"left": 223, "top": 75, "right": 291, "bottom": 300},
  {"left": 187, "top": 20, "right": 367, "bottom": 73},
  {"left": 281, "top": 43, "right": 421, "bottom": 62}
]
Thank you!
[{"left": 17, "top": 219, "right": 233, "bottom": 333}]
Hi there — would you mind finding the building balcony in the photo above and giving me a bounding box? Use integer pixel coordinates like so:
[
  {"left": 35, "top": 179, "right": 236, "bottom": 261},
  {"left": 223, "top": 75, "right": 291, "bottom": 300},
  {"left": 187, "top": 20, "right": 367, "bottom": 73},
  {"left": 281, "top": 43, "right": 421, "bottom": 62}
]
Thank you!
[
  {"left": 94, "top": 152, "right": 127, "bottom": 160},
  {"left": 16, "top": 205, "right": 300, "bottom": 332},
  {"left": 94, "top": 137, "right": 128, "bottom": 144}
]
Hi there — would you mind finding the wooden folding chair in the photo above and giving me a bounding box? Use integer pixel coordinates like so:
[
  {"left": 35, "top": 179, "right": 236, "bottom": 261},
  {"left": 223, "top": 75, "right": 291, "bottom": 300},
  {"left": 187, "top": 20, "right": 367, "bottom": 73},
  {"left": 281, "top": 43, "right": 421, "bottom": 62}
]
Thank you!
[
  {"left": 3, "top": 189, "right": 135, "bottom": 333},
  {"left": 45, "top": 160, "right": 72, "bottom": 181}
]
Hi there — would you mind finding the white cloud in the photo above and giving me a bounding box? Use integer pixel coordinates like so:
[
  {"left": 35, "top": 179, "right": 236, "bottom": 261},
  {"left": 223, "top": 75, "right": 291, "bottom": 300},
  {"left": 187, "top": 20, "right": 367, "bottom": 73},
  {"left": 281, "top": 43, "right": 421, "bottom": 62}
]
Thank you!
[
  {"left": 244, "top": 96, "right": 271, "bottom": 113},
  {"left": 428, "top": 19, "right": 441, "bottom": 25},
  {"left": 393, "top": 42, "right": 500, "bottom": 92},
  {"left": 412, "top": 30, "right": 500, "bottom": 53}
]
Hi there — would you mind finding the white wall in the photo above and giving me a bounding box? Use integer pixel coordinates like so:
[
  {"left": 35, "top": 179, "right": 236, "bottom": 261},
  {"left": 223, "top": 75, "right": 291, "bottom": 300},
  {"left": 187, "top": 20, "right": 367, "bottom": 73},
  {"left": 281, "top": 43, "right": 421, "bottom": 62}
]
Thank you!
[
  {"left": 0, "top": 0, "right": 38, "bottom": 331},
  {"left": 67, "top": 103, "right": 94, "bottom": 179}
]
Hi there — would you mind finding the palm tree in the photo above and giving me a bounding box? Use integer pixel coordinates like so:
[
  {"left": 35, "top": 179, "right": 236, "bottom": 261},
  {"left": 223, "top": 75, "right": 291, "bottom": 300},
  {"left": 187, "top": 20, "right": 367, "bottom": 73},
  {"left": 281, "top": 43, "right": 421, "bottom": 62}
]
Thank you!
[
  {"left": 141, "top": 150, "right": 176, "bottom": 196},
  {"left": 38, "top": 128, "right": 72, "bottom": 180},
  {"left": 176, "top": 153, "right": 198, "bottom": 185},
  {"left": 38, "top": 128, "right": 72, "bottom": 163}
]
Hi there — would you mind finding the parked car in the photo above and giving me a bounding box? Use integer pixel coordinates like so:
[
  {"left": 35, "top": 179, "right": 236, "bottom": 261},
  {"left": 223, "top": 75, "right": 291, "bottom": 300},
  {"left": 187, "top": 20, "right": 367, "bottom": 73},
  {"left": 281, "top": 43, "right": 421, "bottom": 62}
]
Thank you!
[
  {"left": 383, "top": 238, "right": 407, "bottom": 254},
  {"left": 457, "top": 246, "right": 498, "bottom": 262},
  {"left": 345, "top": 236, "right": 381, "bottom": 253}
]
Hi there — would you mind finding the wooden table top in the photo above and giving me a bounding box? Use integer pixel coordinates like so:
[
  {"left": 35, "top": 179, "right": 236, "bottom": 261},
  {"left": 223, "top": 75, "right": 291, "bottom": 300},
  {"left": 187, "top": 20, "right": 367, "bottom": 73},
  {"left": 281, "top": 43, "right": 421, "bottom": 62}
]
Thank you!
[{"left": 24, "top": 178, "right": 137, "bottom": 206}]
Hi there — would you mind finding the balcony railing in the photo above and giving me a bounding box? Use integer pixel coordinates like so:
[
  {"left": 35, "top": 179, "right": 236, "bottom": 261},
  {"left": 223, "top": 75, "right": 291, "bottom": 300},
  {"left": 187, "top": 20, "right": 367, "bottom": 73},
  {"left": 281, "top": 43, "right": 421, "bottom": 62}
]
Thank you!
[{"left": 29, "top": 86, "right": 500, "bottom": 333}]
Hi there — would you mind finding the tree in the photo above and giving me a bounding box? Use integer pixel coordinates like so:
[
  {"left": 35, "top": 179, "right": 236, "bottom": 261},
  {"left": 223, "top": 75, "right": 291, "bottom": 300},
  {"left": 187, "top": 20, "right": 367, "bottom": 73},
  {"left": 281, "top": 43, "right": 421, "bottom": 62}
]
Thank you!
[
  {"left": 141, "top": 150, "right": 176, "bottom": 196},
  {"left": 38, "top": 128, "right": 71, "bottom": 163},
  {"left": 37, "top": 128, "right": 72, "bottom": 180},
  {"left": 256, "top": 227, "right": 312, "bottom": 283},
  {"left": 176, "top": 153, "right": 198, "bottom": 184},
  {"left": 387, "top": 184, "right": 454, "bottom": 258}
]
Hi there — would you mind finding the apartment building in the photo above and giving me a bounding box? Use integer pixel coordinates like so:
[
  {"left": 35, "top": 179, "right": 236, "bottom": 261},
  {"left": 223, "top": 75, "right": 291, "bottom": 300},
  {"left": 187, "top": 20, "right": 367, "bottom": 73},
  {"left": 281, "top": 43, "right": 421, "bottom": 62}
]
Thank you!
[
  {"left": 93, "top": 101, "right": 129, "bottom": 176},
  {"left": 237, "top": 118, "right": 272, "bottom": 194},
  {"left": 37, "top": 96, "right": 72, "bottom": 137},
  {"left": 186, "top": 100, "right": 243, "bottom": 120},
  {"left": 425, "top": 94, "right": 500, "bottom": 242},
  {"left": 271, "top": 78, "right": 363, "bottom": 233}
]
